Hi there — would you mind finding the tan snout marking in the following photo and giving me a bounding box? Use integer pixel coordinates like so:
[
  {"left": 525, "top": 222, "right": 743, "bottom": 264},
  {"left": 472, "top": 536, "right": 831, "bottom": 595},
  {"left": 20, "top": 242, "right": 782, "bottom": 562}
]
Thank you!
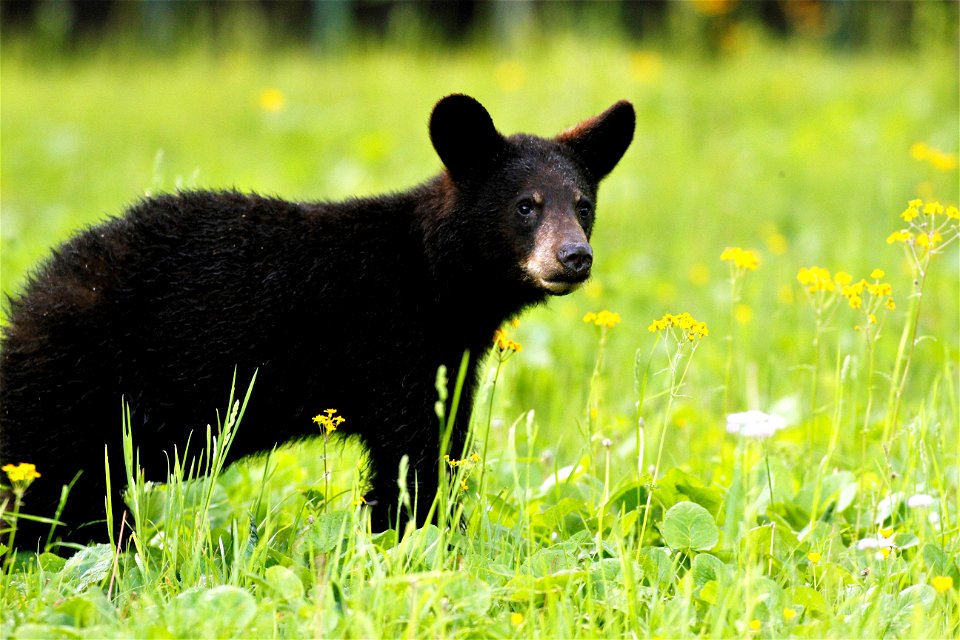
[{"left": 523, "top": 210, "right": 589, "bottom": 295}]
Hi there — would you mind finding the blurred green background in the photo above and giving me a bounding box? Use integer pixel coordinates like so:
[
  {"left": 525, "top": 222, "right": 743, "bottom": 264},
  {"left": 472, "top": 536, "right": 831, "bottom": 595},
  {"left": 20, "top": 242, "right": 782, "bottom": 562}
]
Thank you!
[{"left": 1, "top": 0, "right": 958, "bottom": 485}]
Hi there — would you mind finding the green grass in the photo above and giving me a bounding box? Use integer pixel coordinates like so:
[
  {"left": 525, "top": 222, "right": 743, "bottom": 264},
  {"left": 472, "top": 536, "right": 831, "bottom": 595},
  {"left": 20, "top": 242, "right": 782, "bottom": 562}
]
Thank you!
[{"left": 1, "top": 28, "right": 958, "bottom": 639}]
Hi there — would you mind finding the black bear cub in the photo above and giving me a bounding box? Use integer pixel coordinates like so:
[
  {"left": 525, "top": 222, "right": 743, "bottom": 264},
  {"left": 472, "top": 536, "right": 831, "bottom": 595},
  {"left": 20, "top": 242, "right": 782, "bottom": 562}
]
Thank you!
[{"left": 0, "top": 94, "right": 634, "bottom": 550}]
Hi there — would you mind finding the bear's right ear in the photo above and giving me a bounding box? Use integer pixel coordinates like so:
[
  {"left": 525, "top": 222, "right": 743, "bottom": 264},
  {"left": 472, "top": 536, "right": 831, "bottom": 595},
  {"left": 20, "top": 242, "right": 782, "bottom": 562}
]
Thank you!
[
  {"left": 430, "top": 94, "right": 505, "bottom": 181},
  {"left": 557, "top": 101, "right": 635, "bottom": 182}
]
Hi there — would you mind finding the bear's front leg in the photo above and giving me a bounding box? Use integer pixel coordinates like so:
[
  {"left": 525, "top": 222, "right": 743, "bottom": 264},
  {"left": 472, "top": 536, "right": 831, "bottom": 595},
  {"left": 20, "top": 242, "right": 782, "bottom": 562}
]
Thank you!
[{"left": 360, "top": 398, "right": 472, "bottom": 532}]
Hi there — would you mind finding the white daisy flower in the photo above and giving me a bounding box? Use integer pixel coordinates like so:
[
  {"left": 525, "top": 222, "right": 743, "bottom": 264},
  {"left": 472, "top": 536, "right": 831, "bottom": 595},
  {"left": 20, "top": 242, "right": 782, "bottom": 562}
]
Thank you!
[
  {"left": 906, "top": 493, "right": 935, "bottom": 508},
  {"left": 726, "top": 410, "right": 787, "bottom": 438}
]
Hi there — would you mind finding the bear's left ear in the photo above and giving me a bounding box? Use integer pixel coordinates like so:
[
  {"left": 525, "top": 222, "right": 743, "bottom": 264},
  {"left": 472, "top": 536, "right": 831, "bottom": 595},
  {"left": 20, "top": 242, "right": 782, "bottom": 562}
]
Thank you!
[
  {"left": 557, "top": 101, "right": 635, "bottom": 181},
  {"left": 430, "top": 94, "right": 505, "bottom": 181}
]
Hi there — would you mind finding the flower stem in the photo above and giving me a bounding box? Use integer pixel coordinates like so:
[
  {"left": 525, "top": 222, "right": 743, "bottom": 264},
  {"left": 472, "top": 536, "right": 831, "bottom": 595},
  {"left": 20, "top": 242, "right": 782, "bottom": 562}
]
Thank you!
[{"left": 884, "top": 261, "right": 928, "bottom": 442}]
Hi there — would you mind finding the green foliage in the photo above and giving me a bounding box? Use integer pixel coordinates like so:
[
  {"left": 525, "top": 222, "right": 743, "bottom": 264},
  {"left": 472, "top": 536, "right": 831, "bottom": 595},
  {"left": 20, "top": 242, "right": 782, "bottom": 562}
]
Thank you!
[
  {"left": 661, "top": 502, "right": 719, "bottom": 553},
  {"left": 1, "top": 29, "right": 958, "bottom": 639}
]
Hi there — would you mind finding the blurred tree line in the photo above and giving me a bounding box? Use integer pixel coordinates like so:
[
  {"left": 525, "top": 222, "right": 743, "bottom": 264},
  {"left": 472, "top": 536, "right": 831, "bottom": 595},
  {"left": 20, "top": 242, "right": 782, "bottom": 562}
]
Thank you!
[{"left": 1, "top": 0, "right": 956, "bottom": 52}]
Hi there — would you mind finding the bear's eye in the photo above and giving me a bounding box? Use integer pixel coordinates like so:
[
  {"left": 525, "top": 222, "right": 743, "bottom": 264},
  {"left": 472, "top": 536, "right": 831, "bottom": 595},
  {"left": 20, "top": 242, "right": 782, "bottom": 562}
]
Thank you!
[
  {"left": 576, "top": 204, "right": 593, "bottom": 220},
  {"left": 516, "top": 200, "right": 536, "bottom": 218}
]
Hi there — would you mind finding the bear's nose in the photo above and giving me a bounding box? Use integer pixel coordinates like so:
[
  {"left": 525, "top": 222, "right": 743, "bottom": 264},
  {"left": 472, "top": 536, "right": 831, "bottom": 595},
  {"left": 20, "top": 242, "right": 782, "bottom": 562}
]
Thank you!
[{"left": 557, "top": 242, "right": 593, "bottom": 274}]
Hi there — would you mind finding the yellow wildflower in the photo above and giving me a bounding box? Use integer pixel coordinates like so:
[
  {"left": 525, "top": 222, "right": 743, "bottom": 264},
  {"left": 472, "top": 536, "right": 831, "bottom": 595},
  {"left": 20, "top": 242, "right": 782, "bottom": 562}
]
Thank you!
[
  {"left": 583, "top": 310, "right": 621, "bottom": 329},
  {"left": 494, "top": 61, "right": 526, "bottom": 93},
  {"left": 910, "top": 142, "right": 928, "bottom": 161},
  {"left": 734, "top": 304, "right": 753, "bottom": 325},
  {"left": 510, "top": 612, "right": 525, "bottom": 626},
  {"left": 766, "top": 232, "right": 788, "bottom": 256},
  {"left": 689, "top": 322, "right": 709, "bottom": 341},
  {"left": 693, "top": 0, "right": 736, "bottom": 16},
  {"left": 915, "top": 231, "right": 942, "bottom": 249},
  {"left": 807, "top": 551, "right": 821, "bottom": 564},
  {"left": 834, "top": 271, "right": 853, "bottom": 287},
  {"left": 870, "top": 268, "right": 885, "bottom": 279},
  {"left": 932, "top": 576, "right": 954, "bottom": 593},
  {"left": 629, "top": 51, "right": 664, "bottom": 84},
  {"left": 749, "top": 619, "right": 762, "bottom": 632},
  {"left": 884, "top": 298, "right": 896, "bottom": 311},
  {"left": 2, "top": 462, "right": 41, "bottom": 483},
  {"left": 258, "top": 88, "right": 286, "bottom": 113},
  {"left": 797, "top": 266, "right": 834, "bottom": 293},
  {"left": 873, "top": 282, "right": 892, "bottom": 297},
  {"left": 783, "top": 608, "right": 798, "bottom": 621},
  {"left": 947, "top": 206, "right": 959, "bottom": 220},
  {"left": 912, "top": 143, "right": 959, "bottom": 171},
  {"left": 886, "top": 230, "right": 912, "bottom": 244},
  {"left": 648, "top": 312, "right": 709, "bottom": 341},
  {"left": 688, "top": 262, "right": 710, "bottom": 286},
  {"left": 494, "top": 328, "right": 522, "bottom": 353},
  {"left": 312, "top": 408, "right": 345, "bottom": 434},
  {"left": 923, "top": 201, "right": 944, "bottom": 216},
  {"left": 900, "top": 205, "right": 919, "bottom": 221},
  {"left": 720, "top": 247, "right": 760, "bottom": 271}
]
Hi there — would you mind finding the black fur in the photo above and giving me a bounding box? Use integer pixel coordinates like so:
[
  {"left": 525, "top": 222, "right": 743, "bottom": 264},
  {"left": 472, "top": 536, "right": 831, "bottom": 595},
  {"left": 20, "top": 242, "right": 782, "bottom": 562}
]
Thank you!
[{"left": 0, "top": 95, "right": 634, "bottom": 550}]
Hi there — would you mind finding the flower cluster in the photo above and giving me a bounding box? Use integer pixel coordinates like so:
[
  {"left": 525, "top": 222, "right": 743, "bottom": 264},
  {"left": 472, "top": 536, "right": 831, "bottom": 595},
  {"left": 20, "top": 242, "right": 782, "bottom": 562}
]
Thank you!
[
  {"left": 932, "top": 576, "right": 954, "bottom": 594},
  {"left": 648, "top": 312, "right": 709, "bottom": 341},
  {"left": 796, "top": 266, "right": 852, "bottom": 320},
  {"left": 443, "top": 453, "right": 482, "bottom": 492},
  {"left": 796, "top": 266, "right": 840, "bottom": 293},
  {"left": 583, "top": 310, "right": 622, "bottom": 329},
  {"left": 2, "top": 462, "right": 41, "bottom": 484},
  {"left": 725, "top": 410, "right": 787, "bottom": 439},
  {"left": 493, "top": 328, "right": 522, "bottom": 353},
  {"left": 838, "top": 269, "right": 896, "bottom": 332},
  {"left": 444, "top": 452, "right": 482, "bottom": 468},
  {"left": 720, "top": 247, "right": 760, "bottom": 271},
  {"left": 910, "top": 142, "right": 958, "bottom": 172},
  {"left": 258, "top": 88, "right": 286, "bottom": 113},
  {"left": 312, "top": 408, "right": 345, "bottom": 434},
  {"left": 887, "top": 199, "right": 959, "bottom": 256}
]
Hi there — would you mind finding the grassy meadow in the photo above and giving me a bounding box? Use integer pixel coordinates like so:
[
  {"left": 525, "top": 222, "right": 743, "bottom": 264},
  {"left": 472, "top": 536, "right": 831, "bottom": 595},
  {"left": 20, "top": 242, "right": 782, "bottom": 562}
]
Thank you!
[{"left": 1, "top": 24, "right": 959, "bottom": 639}]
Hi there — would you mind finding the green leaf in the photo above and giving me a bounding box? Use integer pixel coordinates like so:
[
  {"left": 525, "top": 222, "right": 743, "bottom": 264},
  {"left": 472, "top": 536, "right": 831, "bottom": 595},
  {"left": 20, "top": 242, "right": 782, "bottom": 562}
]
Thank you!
[
  {"left": 606, "top": 480, "right": 648, "bottom": 514},
  {"left": 794, "top": 471, "right": 857, "bottom": 521},
  {"left": 531, "top": 497, "right": 588, "bottom": 532},
  {"left": 660, "top": 501, "right": 718, "bottom": 552},
  {"left": 36, "top": 552, "right": 66, "bottom": 573},
  {"left": 898, "top": 584, "right": 936, "bottom": 609},
  {"left": 176, "top": 586, "right": 257, "bottom": 636},
  {"left": 51, "top": 590, "right": 117, "bottom": 627},
  {"left": 392, "top": 524, "right": 442, "bottom": 568},
  {"left": 675, "top": 483, "right": 724, "bottom": 514},
  {"left": 520, "top": 547, "right": 578, "bottom": 577},
  {"left": 922, "top": 543, "right": 960, "bottom": 582},
  {"left": 443, "top": 574, "right": 492, "bottom": 616},
  {"left": 692, "top": 553, "right": 729, "bottom": 588},
  {"left": 265, "top": 565, "right": 304, "bottom": 602},
  {"left": 637, "top": 547, "right": 674, "bottom": 587},
  {"left": 699, "top": 580, "right": 719, "bottom": 604},
  {"left": 502, "top": 569, "right": 587, "bottom": 601},
  {"left": 61, "top": 544, "right": 113, "bottom": 591},
  {"left": 786, "top": 585, "right": 830, "bottom": 619},
  {"left": 305, "top": 511, "right": 351, "bottom": 553}
]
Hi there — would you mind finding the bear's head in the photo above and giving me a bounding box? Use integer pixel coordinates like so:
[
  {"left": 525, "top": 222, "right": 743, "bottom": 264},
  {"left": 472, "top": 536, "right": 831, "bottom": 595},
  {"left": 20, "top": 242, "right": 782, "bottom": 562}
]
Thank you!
[{"left": 429, "top": 94, "right": 634, "bottom": 298}]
